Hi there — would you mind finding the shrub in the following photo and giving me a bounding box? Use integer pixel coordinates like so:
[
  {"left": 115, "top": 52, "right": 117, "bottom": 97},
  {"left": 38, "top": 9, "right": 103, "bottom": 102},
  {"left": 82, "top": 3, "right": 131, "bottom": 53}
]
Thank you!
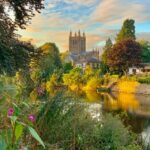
[
  {"left": 95, "top": 114, "right": 140, "bottom": 150},
  {"left": 138, "top": 76, "right": 150, "bottom": 84},
  {"left": 37, "top": 92, "right": 140, "bottom": 150}
]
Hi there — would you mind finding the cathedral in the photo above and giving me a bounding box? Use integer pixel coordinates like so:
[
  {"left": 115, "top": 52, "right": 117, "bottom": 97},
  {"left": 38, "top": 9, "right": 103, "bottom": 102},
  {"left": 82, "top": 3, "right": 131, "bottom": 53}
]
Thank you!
[{"left": 66, "top": 30, "right": 101, "bottom": 69}]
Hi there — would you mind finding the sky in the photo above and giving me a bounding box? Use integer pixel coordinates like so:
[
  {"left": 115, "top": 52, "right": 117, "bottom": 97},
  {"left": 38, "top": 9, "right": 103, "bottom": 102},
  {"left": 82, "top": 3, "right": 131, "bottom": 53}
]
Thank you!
[{"left": 18, "top": 0, "right": 150, "bottom": 52}]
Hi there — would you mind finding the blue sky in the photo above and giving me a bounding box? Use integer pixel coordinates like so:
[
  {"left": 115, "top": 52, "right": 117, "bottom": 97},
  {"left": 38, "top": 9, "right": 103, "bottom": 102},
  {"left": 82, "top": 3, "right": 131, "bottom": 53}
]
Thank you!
[{"left": 18, "top": 0, "right": 150, "bottom": 52}]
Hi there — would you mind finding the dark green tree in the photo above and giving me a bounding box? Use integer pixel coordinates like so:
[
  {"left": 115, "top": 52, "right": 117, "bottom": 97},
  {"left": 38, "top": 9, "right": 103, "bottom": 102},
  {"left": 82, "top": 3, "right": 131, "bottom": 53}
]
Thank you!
[
  {"left": 107, "top": 38, "right": 142, "bottom": 74},
  {"left": 101, "top": 38, "right": 113, "bottom": 74},
  {"left": 63, "top": 62, "right": 73, "bottom": 73},
  {"left": 0, "top": 0, "right": 44, "bottom": 75},
  {"left": 116, "top": 19, "right": 136, "bottom": 42},
  {"left": 139, "top": 41, "right": 150, "bottom": 63}
]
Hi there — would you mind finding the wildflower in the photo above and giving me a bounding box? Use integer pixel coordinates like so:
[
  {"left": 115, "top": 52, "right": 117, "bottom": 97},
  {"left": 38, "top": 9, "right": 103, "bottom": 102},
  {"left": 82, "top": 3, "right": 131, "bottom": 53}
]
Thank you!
[
  {"left": 37, "top": 87, "right": 45, "bottom": 95},
  {"left": 28, "top": 114, "right": 36, "bottom": 122},
  {"left": 7, "top": 108, "right": 14, "bottom": 117}
]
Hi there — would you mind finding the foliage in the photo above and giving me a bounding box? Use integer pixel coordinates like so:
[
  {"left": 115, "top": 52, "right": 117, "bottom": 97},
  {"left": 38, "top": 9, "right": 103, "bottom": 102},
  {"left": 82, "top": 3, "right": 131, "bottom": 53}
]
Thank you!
[
  {"left": 0, "top": 101, "right": 45, "bottom": 149},
  {"left": 102, "top": 38, "right": 113, "bottom": 65},
  {"left": 63, "top": 62, "right": 73, "bottom": 73},
  {"left": 116, "top": 19, "right": 136, "bottom": 42},
  {"left": 107, "top": 38, "right": 142, "bottom": 74},
  {"left": 118, "top": 79, "right": 139, "bottom": 93},
  {"left": 101, "top": 38, "right": 113, "bottom": 74},
  {"left": 0, "top": 0, "right": 44, "bottom": 76},
  {"left": 137, "top": 76, "right": 150, "bottom": 84},
  {"left": 46, "top": 73, "right": 60, "bottom": 94},
  {"left": 83, "top": 65, "right": 95, "bottom": 81},
  {"left": 36, "top": 93, "right": 140, "bottom": 150},
  {"left": 31, "top": 43, "right": 62, "bottom": 82},
  {"left": 139, "top": 40, "right": 150, "bottom": 63},
  {"left": 83, "top": 77, "right": 103, "bottom": 91},
  {"left": 63, "top": 67, "right": 84, "bottom": 91},
  {"left": 36, "top": 92, "right": 97, "bottom": 149},
  {"left": 0, "top": 39, "right": 36, "bottom": 76},
  {"left": 15, "top": 69, "right": 34, "bottom": 97},
  {"left": 96, "top": 114, "right": 140, "bottom": 150},
  {"left": 0, "top": 0, "right": 44, "bottom": 29}
]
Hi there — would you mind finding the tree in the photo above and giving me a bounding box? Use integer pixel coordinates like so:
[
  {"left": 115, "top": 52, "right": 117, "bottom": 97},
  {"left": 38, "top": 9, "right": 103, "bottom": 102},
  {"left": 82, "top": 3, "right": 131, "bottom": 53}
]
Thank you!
[
  {"left": 116, "top": 19, "right": 136, "bottom": 42},
  {"left": 30, "top": 43, "right": 62, "bottom": 82},
  {"left": 102, "top": 38, "right": 113, "bottom": 64},
  {"left": 0, "top": 0, "right": 44, "bottom": 29},
  {"left": 107, "top": 38, "right": 142, "bottom": 74},
  {"left": 139, "top": 41, "right": 150, "bottom": 63},
  {"left": 0, "top": 0, "right": 44, "bottom": 75},
  {"left": 63, "top": 62, "right": 73, "bottom": 73},
  {"left": 63, "top": 68, "right": 84, "bottom": 91},
  {"left": 101, "top": 38, "right": 113, "bottom": 74}
]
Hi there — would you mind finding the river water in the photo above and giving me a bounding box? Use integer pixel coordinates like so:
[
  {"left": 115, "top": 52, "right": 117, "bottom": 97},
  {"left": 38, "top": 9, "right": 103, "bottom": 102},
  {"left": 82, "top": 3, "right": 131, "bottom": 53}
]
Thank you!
[{"left": 82, "top": 91, "right": 150, "bottom": 145}]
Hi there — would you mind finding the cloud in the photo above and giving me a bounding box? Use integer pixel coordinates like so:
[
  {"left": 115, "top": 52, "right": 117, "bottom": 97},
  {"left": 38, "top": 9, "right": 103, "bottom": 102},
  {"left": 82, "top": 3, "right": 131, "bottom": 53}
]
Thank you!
[
  {"left": 17, "top": 0, "right": 150, "bottom": 51},
  {"left": 91, "top": 0, "right": 150, "bottom": 25}
]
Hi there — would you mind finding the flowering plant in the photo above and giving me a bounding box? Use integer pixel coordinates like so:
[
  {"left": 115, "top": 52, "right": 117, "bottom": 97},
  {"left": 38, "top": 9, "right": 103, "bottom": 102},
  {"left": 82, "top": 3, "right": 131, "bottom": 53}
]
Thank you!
[{"left": 0, "top": 102, "right": 45, "bottom": 149}]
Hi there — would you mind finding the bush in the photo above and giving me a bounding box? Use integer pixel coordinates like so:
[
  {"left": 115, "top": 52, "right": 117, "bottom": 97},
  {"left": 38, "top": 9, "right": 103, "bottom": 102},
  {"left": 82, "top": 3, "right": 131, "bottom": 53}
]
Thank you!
[
  {"left": 138, "top": 76, "right": 150, "bottom": 84},
  {"left": 95, "top": 114, "right": 139, "bottom": 150},
  {"left": 36, "top": 92, "right": 140, "bottom": 150}
]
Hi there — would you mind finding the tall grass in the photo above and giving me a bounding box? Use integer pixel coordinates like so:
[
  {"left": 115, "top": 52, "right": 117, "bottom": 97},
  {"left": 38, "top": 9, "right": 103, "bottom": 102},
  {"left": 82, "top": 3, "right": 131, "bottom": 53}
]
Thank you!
[{"left": 36, "top": 92, "right": 140, "bottom": 150}]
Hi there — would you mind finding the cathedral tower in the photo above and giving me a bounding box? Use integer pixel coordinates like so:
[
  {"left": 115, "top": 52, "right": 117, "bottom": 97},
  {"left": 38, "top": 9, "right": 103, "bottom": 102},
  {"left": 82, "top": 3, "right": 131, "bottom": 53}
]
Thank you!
[{"left": 69, "top": 30, "right": 86, "bottom": 54}]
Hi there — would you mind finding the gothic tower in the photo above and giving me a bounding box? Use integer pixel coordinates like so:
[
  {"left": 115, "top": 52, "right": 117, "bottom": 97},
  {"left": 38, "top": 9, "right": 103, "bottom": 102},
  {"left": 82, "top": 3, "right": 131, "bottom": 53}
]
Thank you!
[{"left": 69, "top": 30, "right": 86, "bottom": 54}]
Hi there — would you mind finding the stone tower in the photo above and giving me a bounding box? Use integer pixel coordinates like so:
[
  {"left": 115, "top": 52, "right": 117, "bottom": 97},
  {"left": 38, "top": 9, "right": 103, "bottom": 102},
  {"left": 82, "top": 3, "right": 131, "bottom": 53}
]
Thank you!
[{"left": 69, "top": 30, "right": 86, "bottom": 54}]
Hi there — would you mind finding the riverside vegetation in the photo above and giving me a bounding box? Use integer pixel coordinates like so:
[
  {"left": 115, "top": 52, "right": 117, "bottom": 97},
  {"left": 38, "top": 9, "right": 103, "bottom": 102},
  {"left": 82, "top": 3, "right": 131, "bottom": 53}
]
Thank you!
[{"left": 0, "top": 0, "right": 150, "bottom": 149}]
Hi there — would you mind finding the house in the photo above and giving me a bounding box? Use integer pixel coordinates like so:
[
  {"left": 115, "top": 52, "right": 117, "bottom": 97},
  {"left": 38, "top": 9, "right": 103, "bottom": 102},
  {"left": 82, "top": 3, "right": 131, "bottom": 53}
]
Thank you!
[{"left": 128, "top": 63, "right": 150, "bottom": 75}]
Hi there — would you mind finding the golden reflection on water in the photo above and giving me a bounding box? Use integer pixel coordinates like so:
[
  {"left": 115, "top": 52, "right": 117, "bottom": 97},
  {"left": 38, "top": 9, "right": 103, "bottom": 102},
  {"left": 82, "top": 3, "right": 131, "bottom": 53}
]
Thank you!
[{"left": 85, "top": 91, "right": 140, "bottom": 111}]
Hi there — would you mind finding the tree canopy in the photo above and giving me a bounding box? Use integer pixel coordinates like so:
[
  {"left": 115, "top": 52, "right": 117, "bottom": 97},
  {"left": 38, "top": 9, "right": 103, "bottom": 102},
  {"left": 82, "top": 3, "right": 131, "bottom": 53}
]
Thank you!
[
  {"left": 101, "top": 38, "right": 113, "bottom": 74},
  {"left": 107, "top": 38, "right": 142, "bottom": 74},
  {"left": 30, "top": 43, "right": 62, "bottom": 82},
  {"left": 0, "top": 0, "right": 44, "bottom": 75},
  {"left": 116, "top": 19, "right": 136, "bottom": 42},
  {"left": 0, "top": 0, "right": 44, "bottom": 29},
  {"left": 139, "top": 41, "right": 150, "bottom": 63}
]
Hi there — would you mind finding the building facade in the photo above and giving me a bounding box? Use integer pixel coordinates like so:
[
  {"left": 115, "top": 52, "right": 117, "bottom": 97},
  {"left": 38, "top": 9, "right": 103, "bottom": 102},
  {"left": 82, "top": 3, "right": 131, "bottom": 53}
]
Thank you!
[
  {"left": 66, "top": 31, "right": 101, "bottom": 69},
  {"left": 69, "top": 31, "right": 86, "bottom": 54}
]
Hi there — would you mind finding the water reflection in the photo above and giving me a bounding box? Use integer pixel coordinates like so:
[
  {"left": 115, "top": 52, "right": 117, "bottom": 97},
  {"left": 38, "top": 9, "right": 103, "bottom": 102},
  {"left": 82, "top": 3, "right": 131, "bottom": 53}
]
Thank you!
[
  {"left": 84, "top": 91, "right": 150, "bottom": 145},
  {"left": 103, "top": 93, "right": 140, "bottom": 112},
  {"left": 85, "top": 91, "right": 150, "bottom": 118}
]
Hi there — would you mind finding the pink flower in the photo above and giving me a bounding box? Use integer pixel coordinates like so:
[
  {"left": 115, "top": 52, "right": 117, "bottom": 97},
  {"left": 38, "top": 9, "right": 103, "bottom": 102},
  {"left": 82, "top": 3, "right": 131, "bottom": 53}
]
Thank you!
[
  {"left": 28, "top": 114, "right": 36, "bottom": 122},
  {"left": 7, "top": 108, "right": 14, "bottom": 117},
  {"left": 37, "top": 87, "right": 44, "bottom": 96}
]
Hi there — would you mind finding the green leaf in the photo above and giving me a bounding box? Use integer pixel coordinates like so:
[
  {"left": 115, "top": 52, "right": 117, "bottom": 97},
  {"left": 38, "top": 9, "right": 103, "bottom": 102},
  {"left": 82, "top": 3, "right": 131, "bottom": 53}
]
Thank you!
[
  {"left": 12, "top": 103, "right": 18, "bottom": 108},
  {"left": 28, "top": 126, "right": 45, "bottom": 149},
  {"left": 10, "top": 116, "right": 17, "bottom": 123},
  {"left": 0, "top": 136, "right": 6, "bottom": 150},
  {"left": 22, "top": 102, "right": 30, "bottom": 108},
  {"left": 15, "top": 124, "right": 24, "bottom": 141}
]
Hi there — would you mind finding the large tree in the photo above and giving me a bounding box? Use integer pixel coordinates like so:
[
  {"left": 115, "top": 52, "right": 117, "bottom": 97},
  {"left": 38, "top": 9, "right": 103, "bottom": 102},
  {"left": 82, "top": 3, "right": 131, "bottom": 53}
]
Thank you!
[
  {"left": 107, "top": 38, "right": 142, "bottom": 74},
  {"left": 0, "top": 0, "right": 44, "bottom": 29},
  {"left": 30, "top": 43, "right": 62, "bottom": 82},
  {"left": 116, "top": 19, "right": 136, "bottom": 42},
  {"left": 0, "top": 0, "right": 44, "bottom": 75}
]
